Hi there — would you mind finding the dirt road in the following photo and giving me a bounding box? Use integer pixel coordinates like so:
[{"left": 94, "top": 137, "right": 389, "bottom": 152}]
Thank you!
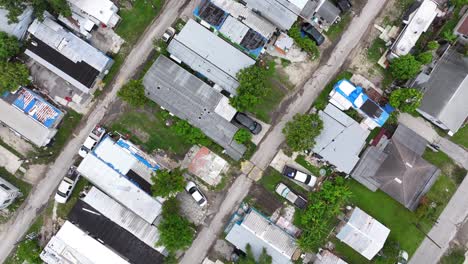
[
  {"left": 0, "top": 0, "right": 187, "bottom": 261},
  {"left": 180, "top": 0, "right": 388, "bottom": 262}
]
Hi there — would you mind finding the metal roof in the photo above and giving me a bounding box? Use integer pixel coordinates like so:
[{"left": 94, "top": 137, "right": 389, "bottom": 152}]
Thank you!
[
  {"left": 143, "top": 55, "right": 246, "bottom": 161},
  {"left": 312, "top": 104, "right": 370, "bottom": 174},
  {"left": 416, "top": 47, "right": 468, "bottom": 133},
  {"left": 40, "top": 221, "right": 130, "bottom": 264},
  {"left": 314, "top": 250, "right": 348, "bottom": 264},
  {"left": 242, "top": 0, "right": 299, "bottom": 30},
  {"left": 68, "top": 0, "right": 120, "bottom": 27},
  {"left": 77, "top": 150, "right": 162, "bottom": 223},
  {"left": 0, "top": 6, "right": 33, "bottom": 39},
  {"left": 336, "top": 207, "right": 390, "bottom": 260},
  {"left": 0, "top": 98, "right": 58, "bottom": 147},
  {"left": 225, "top": 209, "right": 298, "bottom": 264},
  {"left": 0, "top": 176, "right": 20, "bottom": 209},
  {"left": 211, "top": 0, "right": 277, "bottom": 38},
  {"left": 82, "top": 187, "right": 164, "bottom": 252},
  {"left": 315, "top": 1, "right": 341, "bottom": 24},
  {"left": 168, "top": 19, "right": 255, "bottom": 94},
  {"left": 391, "top": 0, "right": 439, "bottom": 57}
]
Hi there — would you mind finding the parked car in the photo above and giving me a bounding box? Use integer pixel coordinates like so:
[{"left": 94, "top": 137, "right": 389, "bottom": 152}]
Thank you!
[
  {"left": 55, "top": 166, "right": 80, "bottom": 203},
  {"left": 302, "top": 23, "right": 325, "bottom": 46},
  {"left": 78, "top": 125, "right": 106, "bottom": 158},
  {"left": 282, "top": 165, "right": 317, "bottom": 187},
  {"left": 185, "top": 181, "right": 207, "bottom": 207},
  {"left": 234, "top": 113, "right": 262, "bottom": 134},
  {"left": 275, "top": 183, "right": 307, "bottom": 209},
  {"left": 397, "top": 250, "right": 409, "bottom": 264},
  {"left": 162, "top": 27, "right": 176, "bottom": 42},
  {"left": 337, "top": 0, "right": 352, "bottom": 12}
]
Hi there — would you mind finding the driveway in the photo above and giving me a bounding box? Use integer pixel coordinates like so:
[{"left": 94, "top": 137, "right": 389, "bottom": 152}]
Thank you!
[
  {"left": 180, "top": 0, "right": 388, "bottom": 262},
  {"left": 0, "top": 0, "right": 188, "bottom": 261}
]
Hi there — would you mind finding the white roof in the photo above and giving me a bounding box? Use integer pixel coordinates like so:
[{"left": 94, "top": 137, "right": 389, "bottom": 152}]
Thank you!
[
  {"left": 83, "top": 187, "right": 165, "bottom": 253},
  {"left": 0, "top": 6, "right": 33, "bottom": 39},
  {"left": 40, "top": 221, "right": 130, "bottom": 264},
  {"left": 28, "top": 17, "right": 111, "bottom": 72},
  {"left": 226, "top": 210, "right": 298, "bottom": 264},
  {"left": 289, "top": 0, "right": 309, "bottom": 10},
  {"left": 392, "top": 0, "right": 439, "bottom": 56},
  {"left": 313, "top": 104, "right": 370, "bottom": 174},
  {"left": 77, "top": 152, "right": 162, "bottom": 223},
  {"left": 336, "top": 207, "right": 390, "bottom": 260},
  {"left": 68, "top": 0, "right": 119, "bottom": 26},
  {"left": 214, "top": 96, "right": 237, "bottom": 121},
  {"left": 219, "top": 16, "right": 249, "bottom": 44},
  {"left": 94, "top": 136, "right": 137, "bottom": 175}
]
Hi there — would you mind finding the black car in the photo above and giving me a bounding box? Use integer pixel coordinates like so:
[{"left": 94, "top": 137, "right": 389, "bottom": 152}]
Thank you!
[
  {"left": 337, "top": 0, "right": 352, "bottom": 12},
  {"left": 234, "top": 113, "right": 262, "bottom": 134},
  {"left": 302, "top": 23, "right": 325, "bottom": 46}
]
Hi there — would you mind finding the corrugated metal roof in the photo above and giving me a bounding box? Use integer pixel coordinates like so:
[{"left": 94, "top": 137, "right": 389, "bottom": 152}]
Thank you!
[
  {"left": 336, "top": 207, "right": 390, "bottom": 260},
  {"left": 242, "top": 0, "right": 299, "bottom": 30}
]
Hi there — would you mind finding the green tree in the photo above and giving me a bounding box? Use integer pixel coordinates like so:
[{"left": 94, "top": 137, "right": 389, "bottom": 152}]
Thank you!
[
  {"left": 426, "top": 41, "right": 439, "bottom": 51},
  {"left": 172, "top": 119, "right": 211, "bottom": 146},
  {"left": 151, "top": 168, "right": 186, "bottom": 198},
  {"left": 417, "top": 51, "right": 433, "bottom": 65},
  {"left": 283, "top": 113, "right": 323, "bottom": 152},
  {"left": 389, "top": 88, "right": 423, "bottom": 113},
  {"left": 230, "top": 65, "right": 269, "bottom": 111},
  {"left": 117, "top": 79, "right": 149, "bottom": 107},
  {"left": 238, "top": 244, "right": 272, "bottom": 264},
  {"left": 15, "top": 239, "right": 42, "bottom": 264},
  {"left": 390, "top": 54, "right": 422, "bottom": 80},
  {"left": 157, "top": 198, "right": 195, "bottom": 252},
  {"left": 0, "top": 32, "right": 20, "bottom": 60},
  {"left": 0, "top": 0, "right": 71, "bottom": 23},
  {"left": 48, "top": 0, "right": 71, "bottom": 17},
  {"left": 0, "top": 61, "right": 30, "bottom": 93},
  {"left": 288, "top": 23, "right": 320, "bottom": 59},
  {"left": 234, "top": 128, "right": 252, "bottom": 144}
]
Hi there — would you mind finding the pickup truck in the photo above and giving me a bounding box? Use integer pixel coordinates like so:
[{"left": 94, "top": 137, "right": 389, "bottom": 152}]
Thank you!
[
  {"left": 275, "top": 183, "right": 307, "bottom": 209},
  {"left": 55, "top": 166, "right": 80, "bottom": 204},
  {"left": 78, "top": 125, "right": 106, "bottom": 158}
]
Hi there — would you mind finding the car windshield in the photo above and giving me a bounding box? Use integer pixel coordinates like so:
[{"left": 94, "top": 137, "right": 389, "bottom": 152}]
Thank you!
[
  {"left": 57, "top": 190, "right": 68, "bottom": 197},
  {"left": 197, "top": 198, "right": 206, "bottom": 205},
  {"left": 188, "top": 187, "right": 197, "bottom": 195},
  {"left": 304, "top": 175, "right": 312, "bottom": 184}
]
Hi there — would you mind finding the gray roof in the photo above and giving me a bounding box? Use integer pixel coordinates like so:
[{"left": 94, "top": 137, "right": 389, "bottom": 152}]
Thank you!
[
  {"left": 352, "top": 125, "right": 440, "bottom": 211},
  {"left": 0, "top": 99, "right": 58, "bottom": 147},
  {"left": 0, "top": 6, "right": 33, "bottom": 39},
  {"left": 416, "top": 47, "right": 468, "bottom": 133},
  {"left": 225, "top": 209, "right": 298, "bottom": 264},
  {"left": 143, "top": 55, "right": 246, "bottom": 160},
  {"left": 336, "top": 207, "right": 390, "bottom": 260},
  {"left": 312, "top": 104, "right": 370, "bottom": 174},
  {"left": 242, "top": 0, "right": 299, "bottom": 30},
  {"left": 316, "top": 1, "right": 341, "bottom": 24},
  {"left": 168, "top": 19, "right": 255, "bottom": 94}
]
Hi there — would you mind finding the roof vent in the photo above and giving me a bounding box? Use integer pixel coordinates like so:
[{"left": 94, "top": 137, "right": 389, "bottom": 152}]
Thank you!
[
  {"left": 405, "top": 162, "right": 413, "bottom": 168},
  {"left": 394, "top": 178, "right": 402, "bottom": 184}
]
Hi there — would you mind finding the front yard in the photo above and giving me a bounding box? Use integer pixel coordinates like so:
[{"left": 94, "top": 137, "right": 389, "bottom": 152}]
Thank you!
[{"left": 451, "top": 125, "right": 468, "bottom": 149}]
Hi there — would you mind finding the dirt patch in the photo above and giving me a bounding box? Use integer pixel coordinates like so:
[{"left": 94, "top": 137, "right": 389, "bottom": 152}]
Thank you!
[{"left": 247, "top": 184, "right": 282, "bottom": 216}]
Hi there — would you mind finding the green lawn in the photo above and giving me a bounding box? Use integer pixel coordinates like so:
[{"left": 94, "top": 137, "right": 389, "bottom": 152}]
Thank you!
[
  {"left": 440, "top": 247, "right": 466, "bottom": 264},
  {"left": 367, "top": 38, "right": 387, "bottom": 63},
  {"left": 110, "top": 109, "right": 192, "bottom": 156},
  {"left": 423, "top": 149, "right": 467, "bottom": 184},
  {"left": 451, "top": 125, "right": 468, "bottom": 149},
  {"left": 103, "top": 0, "right": 165, "bottom": 84},
  {"left": 313, "top": 71, "right": 352, "bottom": 110},
  {"left": 325, "top": 13, "right": 352, "bottom": 42},
  {"left": 258, "top": 167, "right": 308, "bottom": 197}
]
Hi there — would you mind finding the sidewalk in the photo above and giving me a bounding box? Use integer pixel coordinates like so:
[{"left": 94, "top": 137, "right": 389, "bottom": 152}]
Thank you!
[
  {"left": 398, "top": 113, "right": 468, "bottom": 169},
  {"left": 409, "top": 173, "right": 468, "bottom": 264}
]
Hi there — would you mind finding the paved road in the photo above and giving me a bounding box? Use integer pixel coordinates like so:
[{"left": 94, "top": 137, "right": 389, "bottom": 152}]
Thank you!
[
  {"left": 0, "top": 0, "right": 187, "bottom": 261},
  {"left": 409, "top": 173, "right": 468, "bottom": 264},
  {"left": 180, "top": 0, "right": 387, "bottom": 262},
  {"left": 399, "top": 113, "right": 468, "bottom": 169},
  {"left": 250, "top": 0, "right": 387, "bottom": 170}
]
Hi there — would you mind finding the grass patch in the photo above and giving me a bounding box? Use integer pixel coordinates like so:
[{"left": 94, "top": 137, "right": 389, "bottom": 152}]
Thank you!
[
  {"left": 423, "top": 149, "right": 467, "bottom": 184},
  {"left": 325, "top": 13, "right": 352, "bottom": 42},
  {"left": 103, "top": 0, "right": 165, "bottom": 84},
  {"left": 440, "top": 247, "right": 466, "bottom": 264},
  {"left": 295, "top": 155, "right": 329, "bottom": 176},
  {"left": 56, "top": 178, "right": 90, "bottom": 219},
  {"left": 367, "top": 38, "right": 387, "bottom": 63},
  {"left": 451, "top": 125, "right": 468, "bottom": 148},
  {"left": 313, "top": 71, "right": 352, "bottom": 110},
  {"left": 0, "top": 138, "right": 25, "bottom": 159},
  {"left": 0, "top": 168, "right": 31, "bottom": 223},
  {"left": 110, "top": 108, "right": 192, "bottom": 156}
]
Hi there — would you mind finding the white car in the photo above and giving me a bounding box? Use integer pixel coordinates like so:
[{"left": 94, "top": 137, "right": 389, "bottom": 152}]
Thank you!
[
  {"left": 78, "top": 126, "right": 106, "bottom": 158},
  {"left": 282, "top": 165, "right": 317, "bottom": 187},
  {"left": 185, "top": 181, "right": 207, "bottom": 207},
  {"left": 55, "top": 166, "right": 80, "bottom": 204},
  {"left": 162, "top": 27, "right": 176, "bottom": 42}
]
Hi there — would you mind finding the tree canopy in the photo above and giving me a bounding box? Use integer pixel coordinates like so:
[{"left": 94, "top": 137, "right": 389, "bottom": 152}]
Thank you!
[
  {"left": 234, "top": 128, "right": 252, "bottom": 144},
  {"left": 288, "top": 23, "right": 320, "bottom": 59},
  {"left": 0, "top": 61, "right": 30, "bottom": 93},
  {"left": 157, "top": 198, "right": 195, "bottom": 253},
  {"left": 151, "top": 168, "right": 186, "bottom": 198},
  {"left": 172, "top": 119, "right": 211, "bottom": 146},
  {"left": 389, "top": 88, "right": 423, "bottom": 113},
  {"left": 390, "top": 54, "right": 422, "bottom": 80},
  {"left": 417, "top": 51, "right": 433, "bottom": 65},
  {"left": 283, "top": 113, "right": 323, "bottom": 152},
  {"left": 0, "top": 0, "right": 71, "bottom": 22},
  {"left": 230, "top": 65, "right": 270, "bottom": 112},
  {"left": 0, "top": 32, "right": 20, "bottom": 60},
  {"left": 238, "top": 244, "right": 272, "bottom": 264},
  {"left": 426, "top": 41, "right": 439, "bottom": 51},
  {"left": 117, "top": 79, "right": 149, "bottom": 107}
]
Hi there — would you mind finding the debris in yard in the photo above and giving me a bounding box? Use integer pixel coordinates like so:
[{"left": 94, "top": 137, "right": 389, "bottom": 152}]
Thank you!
[{"left": 181, "top": 145, "right": 229, "bottom": 186}]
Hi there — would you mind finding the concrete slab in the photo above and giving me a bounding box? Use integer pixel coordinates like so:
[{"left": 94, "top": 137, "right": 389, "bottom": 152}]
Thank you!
[
  {"left": 0, "top": 145, "right": 23, "bottom": 174},
  {"left": 251, "top": 118, "right": 271, "bottom": 146},
  {"left": 90, "top": 27, "right": 124, "bottom": 54},
  {"left": 22, "top": 164, "right": 48, "bottom": 184},
  {"left": 241, "top": 160, "right": 255, "bottom": 175},
  {"left": 181, "top": 146, "right": 229, "bottom": 186},
  {"left": 247, "top": 166, "right": 263, "bottom": 181},
  {"left": 0, "top": 127, "right": 34, "bottom": 157},
  {"left": 270, "top": 149, "right": 313, "bottom": 175}
]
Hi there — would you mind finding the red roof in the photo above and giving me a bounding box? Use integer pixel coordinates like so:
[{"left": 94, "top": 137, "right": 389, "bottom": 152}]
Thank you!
[{"left": 456, "top": 13, "right": 468, "bottom": 36}]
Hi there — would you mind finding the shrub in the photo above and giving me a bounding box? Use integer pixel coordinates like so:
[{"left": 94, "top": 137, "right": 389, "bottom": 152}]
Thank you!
[
  {"left": 389, "top": 88, "right": 423, "bottom": 113},
  {"left": 390, "top": 55, "right": 422, "bottom": 80},
  {"left": 417, "top": 51, "right": 433, "bottom": 65},
  {"left": 117, "top": 79, "right": 149, "bottom": 107},
  {"left": 151, "top": 168, "right": 186, "bottom": 198},
  {"left": 288, "top": 23, "right": 320, "bottom": 59},
  {"left": 230, "top": 65, "right": 269, "bottom": 111},
  {"left": 234, "top": 128, "right": 252, "bottom": 144},
  {"left": 283, "top": 113, "right": 323, "bottom": 151}
]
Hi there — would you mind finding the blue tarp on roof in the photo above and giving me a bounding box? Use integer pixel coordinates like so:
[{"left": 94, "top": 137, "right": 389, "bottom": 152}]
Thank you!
[
  {"left": 5, "top": 88, "right": 63, "bottom": 128},
  {"left": 115, "top": 138, "right": 160, "bottom": 171}
]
